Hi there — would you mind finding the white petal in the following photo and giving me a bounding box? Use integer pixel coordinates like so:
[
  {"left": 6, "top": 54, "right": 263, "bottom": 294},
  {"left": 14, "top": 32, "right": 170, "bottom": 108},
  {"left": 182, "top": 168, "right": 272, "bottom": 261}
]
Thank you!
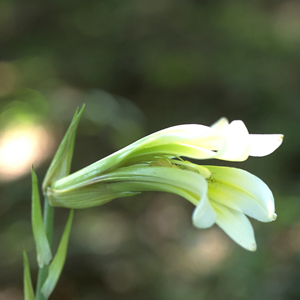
[
  {"left": 210, "top": 117, "right": 229, "bottom": 131},
  {"left": 205, "top": 166, "right": 276, "bottom": 222},
  {"left": 138, "top": 124, "right": 211, "bottom": 147},
  {"left": 192, "top": 194, "right": 216, "bottom": 228},
  {"left": 196, "top": 117, "right": 229, "bottom": 150},
  {"left": 216, "top": 120, "right": 250, "bottom": 161},
  {"left": 192, "top": 166, "right": 216, "bottom": 228},
  {"left": 126, "top": 124, "right": 220, "bottom": 160},
  {"left": 176, "top": 143, "right": 219, "bottom": 159},
  {"left": 130, "top": 119, "right": 230, "bottom": 160},
  {"left": 212, "top": 201, "right": 257, "bottom": 251},
  {"left": 249, "top": 134, "right": 284, "bottom": 157}
]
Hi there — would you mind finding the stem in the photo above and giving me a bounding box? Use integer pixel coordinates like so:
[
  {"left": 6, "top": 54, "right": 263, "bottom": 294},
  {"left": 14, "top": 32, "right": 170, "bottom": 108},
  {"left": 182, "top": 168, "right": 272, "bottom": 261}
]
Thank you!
[{"left": 35, "top": 196, "right": 54, "bottom": 300}]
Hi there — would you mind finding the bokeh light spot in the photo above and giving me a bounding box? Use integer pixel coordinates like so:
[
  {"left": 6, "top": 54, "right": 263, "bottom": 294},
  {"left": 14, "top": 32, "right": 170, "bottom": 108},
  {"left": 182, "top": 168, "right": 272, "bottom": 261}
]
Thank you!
[{"left": 0, "top": 124, "right": 53, "bottom": 182}]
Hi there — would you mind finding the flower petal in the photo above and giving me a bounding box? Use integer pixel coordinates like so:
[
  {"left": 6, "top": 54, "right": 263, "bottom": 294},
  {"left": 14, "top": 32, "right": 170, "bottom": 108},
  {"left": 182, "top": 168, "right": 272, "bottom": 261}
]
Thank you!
[
  {"left": 132, "top": 143, "right": 219, "bottom": 160},
  {"left": 50, "top": 165, "right": 207, "bottom": 208},
  {"left": 192, "top": 180, "right": 216, "bottom": 228},
  {"left": 186, "top": 117, "right": 228, "bottom": 151},
  {"left": 130, "top": 119, "right": 229, "bottom": 160},
  {"left": 249, "top": 134, "right": 284, "bottom": 157},
  {"left": 205, "top": 166, "right": 276, "bottom": 222},
  {"left": 134, "top": 124, "right": 211, "bottom": 147},
  {"left": 216, "top": 120, "right": 250, "bottom": 161},
  {"left": 212, "top": 201, "right": 257, "bottom": 251}
]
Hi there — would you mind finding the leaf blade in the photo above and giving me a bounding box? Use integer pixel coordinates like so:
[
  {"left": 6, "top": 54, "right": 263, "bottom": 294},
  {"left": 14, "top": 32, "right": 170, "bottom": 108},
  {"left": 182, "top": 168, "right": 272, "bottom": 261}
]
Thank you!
[
  {"left": 23, "top": 249, "right": 35, "bottom": 300},
  {"left": 31, "top": 167, "right": 52, "bottom": 267},
  {"left": 42, "top": 105, "right": 85, "bottom": 192},
  {"left": 41, "top": 210, "right": 74, "bottom": 299}
]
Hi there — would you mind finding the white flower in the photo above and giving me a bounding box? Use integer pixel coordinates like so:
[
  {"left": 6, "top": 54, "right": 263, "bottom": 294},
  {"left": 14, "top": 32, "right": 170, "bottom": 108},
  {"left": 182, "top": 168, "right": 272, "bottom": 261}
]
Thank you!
[
  {"left": 46, "top": 117, "right": 283, "bottom": 251},
  {"left": 192, "top": 166, "right": 276, "bottom": 251}
]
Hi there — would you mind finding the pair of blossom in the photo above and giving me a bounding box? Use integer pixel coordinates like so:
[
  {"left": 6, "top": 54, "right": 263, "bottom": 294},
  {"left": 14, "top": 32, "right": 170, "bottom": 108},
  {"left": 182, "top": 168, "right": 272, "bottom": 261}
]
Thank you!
[{"left": 44, "top": 114, "right": 283, "bottom": 251}]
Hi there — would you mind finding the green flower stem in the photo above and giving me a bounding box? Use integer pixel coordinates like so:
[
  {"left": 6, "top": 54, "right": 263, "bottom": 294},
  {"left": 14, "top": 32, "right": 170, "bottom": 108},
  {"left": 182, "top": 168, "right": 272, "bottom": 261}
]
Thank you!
[{"left": 35, "top": 196, "right": 54, "bottom": 300}]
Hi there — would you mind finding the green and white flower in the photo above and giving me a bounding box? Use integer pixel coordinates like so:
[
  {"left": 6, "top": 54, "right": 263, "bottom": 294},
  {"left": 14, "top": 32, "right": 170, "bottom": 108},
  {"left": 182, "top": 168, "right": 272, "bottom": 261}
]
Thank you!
[
  {"left": 47, "top": 117, "right": 282, "bottom": 191},
  {"left": 45, "top": 117, "right": 283, "bottom": 251}
]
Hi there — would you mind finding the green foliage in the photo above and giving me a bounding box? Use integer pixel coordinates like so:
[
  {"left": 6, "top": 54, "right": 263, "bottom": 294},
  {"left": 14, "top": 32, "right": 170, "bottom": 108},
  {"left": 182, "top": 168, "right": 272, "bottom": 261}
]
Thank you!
[
  {"left": 42, "top": 105, "right": 85, "bottom": 192},
  {"left": 31, "top": 168, "right": 52, "bottom": 268},
  {"left": 41, "top": 210, "right": 74, "bottom": 299},
  {"left": 23, "top": 249, "right": 35, "bottom": 300}
]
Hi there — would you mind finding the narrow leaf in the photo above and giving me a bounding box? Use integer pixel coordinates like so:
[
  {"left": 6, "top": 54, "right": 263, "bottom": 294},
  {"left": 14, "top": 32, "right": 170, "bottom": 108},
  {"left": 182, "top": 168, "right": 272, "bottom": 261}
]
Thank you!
[
  {"left": 23, "top": 249, "right": 35, "bottom": 300},
  {"left": 42, "top": 105, "right": 85, "bottom": 192},
  {"left": 31, "top": 167, "right": 52, "bottom": 267},
  {"left": 41, "top": 210, "right": 74, "bottom": 299}
]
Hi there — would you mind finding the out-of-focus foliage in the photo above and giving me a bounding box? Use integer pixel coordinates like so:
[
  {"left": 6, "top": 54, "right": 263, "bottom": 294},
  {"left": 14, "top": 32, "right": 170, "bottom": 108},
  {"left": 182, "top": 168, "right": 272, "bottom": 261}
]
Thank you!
[{"left": 0, "top": 0, "right": 299, "bottom": 299}]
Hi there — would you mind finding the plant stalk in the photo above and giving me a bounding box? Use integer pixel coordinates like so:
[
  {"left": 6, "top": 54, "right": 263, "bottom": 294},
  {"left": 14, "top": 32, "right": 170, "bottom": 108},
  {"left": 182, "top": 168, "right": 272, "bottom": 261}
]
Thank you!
[{"left": 35, "top": 196, "right": 54, "bottom": 300}]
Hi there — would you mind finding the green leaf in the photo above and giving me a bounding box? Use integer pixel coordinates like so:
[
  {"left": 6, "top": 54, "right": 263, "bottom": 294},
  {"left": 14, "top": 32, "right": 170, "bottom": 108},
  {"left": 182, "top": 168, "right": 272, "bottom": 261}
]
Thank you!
[
  {"left": 23, "top": 249, "right": 35, "bottom": 300},
  {"left": 42, "top": 105, "right": 85, "bottom": 192},
  {"left": 31, "top": 167, "right": 52, "bottom": 268},
  {"left": 41, "top": 210, "right": 74, "bottom": 299}
]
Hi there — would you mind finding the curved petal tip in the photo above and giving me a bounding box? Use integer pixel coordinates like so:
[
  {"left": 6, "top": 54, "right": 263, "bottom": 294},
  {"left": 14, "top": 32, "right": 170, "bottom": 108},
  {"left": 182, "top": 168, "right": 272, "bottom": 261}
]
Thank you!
[
  {"left": 249, "top": 134, "right": 283, "bottom": 157},
  {"left": 271, "top": 212, "right": 277, "bottom": 221},
  {"left": 248, "top": 242, "right": 257, "bottom": 251}
]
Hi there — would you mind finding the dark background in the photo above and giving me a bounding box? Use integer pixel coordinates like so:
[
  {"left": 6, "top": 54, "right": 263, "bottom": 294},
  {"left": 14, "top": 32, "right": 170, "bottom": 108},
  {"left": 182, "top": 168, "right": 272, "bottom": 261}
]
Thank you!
[{"left": 0, "top": 0, "right": 299, "bottom": 299}]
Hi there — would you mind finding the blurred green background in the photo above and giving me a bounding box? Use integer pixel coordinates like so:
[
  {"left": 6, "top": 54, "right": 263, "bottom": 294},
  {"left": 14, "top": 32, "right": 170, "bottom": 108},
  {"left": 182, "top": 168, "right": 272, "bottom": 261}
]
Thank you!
[{"left": 0, "top": 0, "right": 299, "bottom": 299}]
